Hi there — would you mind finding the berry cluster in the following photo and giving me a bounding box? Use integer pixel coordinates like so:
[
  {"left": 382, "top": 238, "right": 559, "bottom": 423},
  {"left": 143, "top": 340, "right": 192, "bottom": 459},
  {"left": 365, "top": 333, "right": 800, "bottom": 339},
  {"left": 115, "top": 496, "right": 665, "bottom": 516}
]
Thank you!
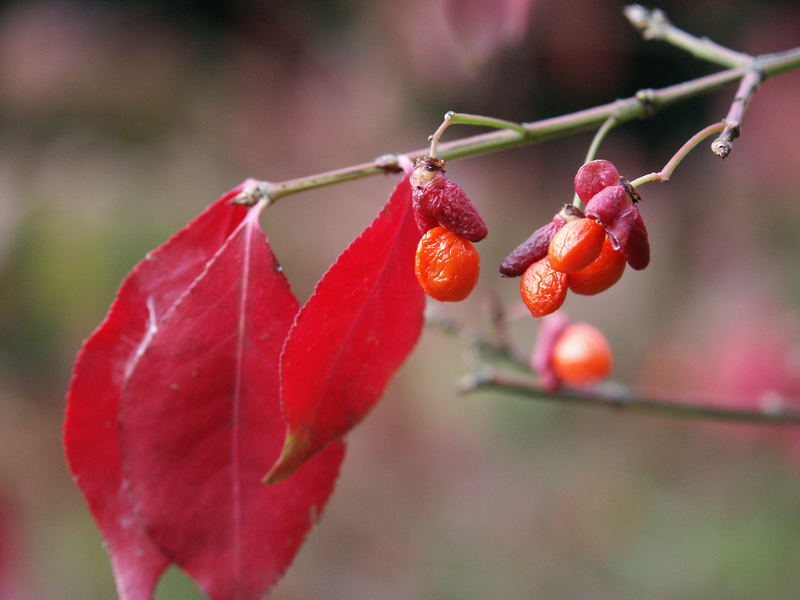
[
  {"left": 412, "top": 156, "right": 487, "bottom": 302},
  {"left": 502, "top": 160, "right": 650, "bottom": 317},
  {"left": 532, "top": 314, "right": 612, "bottom": 391}
]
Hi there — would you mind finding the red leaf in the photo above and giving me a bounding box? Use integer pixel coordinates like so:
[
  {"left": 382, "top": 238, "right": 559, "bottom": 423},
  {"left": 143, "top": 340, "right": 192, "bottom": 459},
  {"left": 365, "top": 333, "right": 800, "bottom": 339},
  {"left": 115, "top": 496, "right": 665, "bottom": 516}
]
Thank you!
[
  {"left": 64, "top": 182, "right": 253, "bottom": 600},
  {"left": 119, "top": 198, "right": 344, "bottom": 600},
  {"left": 265, "top": 176, "right": 425, "bottom": 483}
]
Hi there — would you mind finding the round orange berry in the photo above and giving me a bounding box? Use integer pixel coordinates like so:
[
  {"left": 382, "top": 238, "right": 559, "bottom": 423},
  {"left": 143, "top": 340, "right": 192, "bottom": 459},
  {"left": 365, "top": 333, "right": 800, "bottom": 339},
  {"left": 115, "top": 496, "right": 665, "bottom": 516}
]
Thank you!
[
  {"left": 567, "top": 236, "right": 626, "bottom": 295},
  {"left": 551, "top": 323, "right": 612, "bottom": 386},
  {"left": 520, "top": 257, "right": 568, "bottom": 317},
  {"left": 415, "top": 226, "right": 480, "bottom": 302},
  {"left": 548, "top": 217, "right": 605, "bottom": 273}
]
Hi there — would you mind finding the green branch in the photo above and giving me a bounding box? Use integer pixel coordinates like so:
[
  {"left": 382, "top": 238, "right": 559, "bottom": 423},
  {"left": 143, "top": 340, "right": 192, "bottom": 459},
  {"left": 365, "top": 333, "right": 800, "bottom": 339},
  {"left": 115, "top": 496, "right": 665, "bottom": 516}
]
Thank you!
[
  {"left": 623, "top": 4, "right": 752, "bottom": 68},
  {"left": 264, "top": 45, "right": 800, "bottom": 203},
  {"left": 460, "top": 367, "right": 800, "bottom": 426}
]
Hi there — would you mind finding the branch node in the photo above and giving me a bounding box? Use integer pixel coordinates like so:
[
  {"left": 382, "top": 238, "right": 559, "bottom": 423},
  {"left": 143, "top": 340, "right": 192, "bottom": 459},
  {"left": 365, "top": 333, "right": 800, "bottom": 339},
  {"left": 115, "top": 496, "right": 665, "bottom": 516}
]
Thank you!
[
  {"left": 262, "top": 40, "right": 800, "bottom": 201},
  {"left": 635, "top": 88, "right": 657, "bottom": 117},
  {"left": 623, "top": 4, "right": 649, "bottom": 31},
  {"left": 626, "top": 4, "right": 752, "bottom": 68},
  {"left": 624, "top": 5, "right": 669, "bottom": 39},
  {"left": 232, "top": 180, "right": 271, "bottom": 206},
  {"left": 457, "top": 367, "right": 494, "bottom": 394},
  {"left": 711, "top": 66, "right": 762, "bottom": 159},
  {"left": 711, "top": 138, "right": 732, "bottom": 158},
  {"left": 374, "top": 153, "right": 404, "bottom": 174},
  {"left": 476, "top": 366, "right": 800, "bottom": 425}
]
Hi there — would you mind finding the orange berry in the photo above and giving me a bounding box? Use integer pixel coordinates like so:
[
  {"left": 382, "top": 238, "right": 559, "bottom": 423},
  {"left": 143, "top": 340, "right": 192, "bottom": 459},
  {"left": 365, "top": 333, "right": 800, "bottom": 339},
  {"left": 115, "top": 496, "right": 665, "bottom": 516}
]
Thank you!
[
  {"left": 567, "top": 236, "right": 626, "bottom": 295},
  {"left": 548, "top": 217, "right": 605, "bottom": 273},
  {"left": 551, "top": 323, "right": 612, "bottom": 386},
  {"left": 415, "top": 226, "right": 480, "bottom": 302},
  {"left": 520, "top": 257, "right": 568, "bottom": 317}
]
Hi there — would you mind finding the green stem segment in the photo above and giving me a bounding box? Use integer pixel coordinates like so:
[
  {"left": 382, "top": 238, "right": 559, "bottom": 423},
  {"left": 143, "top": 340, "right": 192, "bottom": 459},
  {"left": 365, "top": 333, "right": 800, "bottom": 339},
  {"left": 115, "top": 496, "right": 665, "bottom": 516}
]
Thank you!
[
  {"left": 429, "top": 111, "right": 527, "bottom": 158},
  {"left": 630, "top": 122, "right": 725, "bottom": 187},
  {"left": 266, "top": 160, "right": 394, "bottom": 202},
  {"left": 712, "top": 67, "right": 763, "bottom": 158},
  {"left": 261, "top": 46, "right": 800, "bottom": 204},
  {"left": 260, "top": 11, "right": 800, "bottom": 428},
  {"left": 461, "top": 367, "right": 800, "bottom": 425},
  {"left": 583, "top": 115, "right": 619, "bottom": 165},
  {"left": 427, "top": 315, "right": 800, "bottom": 427},
  {"left": 623, "top": 4, "right": 752, "bottom": 68}
]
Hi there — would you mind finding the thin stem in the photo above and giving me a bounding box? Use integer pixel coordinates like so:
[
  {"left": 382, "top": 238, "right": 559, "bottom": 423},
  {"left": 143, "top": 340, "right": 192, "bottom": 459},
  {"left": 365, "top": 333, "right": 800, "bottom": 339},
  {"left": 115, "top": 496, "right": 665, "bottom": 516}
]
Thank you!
[
  {"left": 630, "top": 122, "right": 725, "bottom": 187},
  {"left": 428, "top": 111, "right": 527, "bottom": 158},
  {"left": 267, "top": 157, "right": 402, "bottom": 202},
  {"left": 428, "top": 112, "right": 454, "bottom": 158},
  {"left": 624, "top": 4, "right": 752, "bottom": 68},
  {"left": 712, "top": 67, "right": 764, "bottom": 158},
  {"left": 573, "top": 115, "right": 619, "bottom": 208},
  {"left": 448, "top": 113, "right": 528, "bottom": 135},
  {"left": 426, "top": 313, "right": 528, "bottom": 370},
  {"left": 461, "top": 367, "right": 800, "bottom": 425},
  {"left": 484, "top": 293, "right": 531, "bottom": 367},
  {"left": 583, "top": 115, "right": 618, "bottom": 165},
  {"left": 262, "top": 46, "right": 800, "bottom": 204}
]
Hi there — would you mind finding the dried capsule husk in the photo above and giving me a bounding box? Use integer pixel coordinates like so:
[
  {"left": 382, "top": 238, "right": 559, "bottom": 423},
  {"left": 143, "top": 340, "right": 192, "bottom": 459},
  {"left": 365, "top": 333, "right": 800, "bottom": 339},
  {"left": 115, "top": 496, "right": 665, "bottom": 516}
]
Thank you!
[
  {"left": 574, "top": 159, "right": 620, "bottom": 204},
  {"left": 622, "top": 207, "right": 650, "bottom": 270},
  {"left": 583, "top": 180, "right": 649, "bottom": 270},
  {"left": 499, "top": 217, "right": 565, "bottom": 277},
  {"left": 411, "top": 158, "right": 443, "bottom": 234},
  {"left": 413, "top": 174, "right": 488, "bottom": 242},
  {"left": 411, "top": 192, "right": 439, "bottom": 234},
  {"left": 410, "top": 155, "right": 445, "bottom": 188},
  {"left": 584, "top": 185, "right": 631, "bottom": 226},
  {"left": 499, "top": 205, "right": 583, "bottom": 277},
  {"left": 605, "top": 205, "right": 650, "bottom": 270}
]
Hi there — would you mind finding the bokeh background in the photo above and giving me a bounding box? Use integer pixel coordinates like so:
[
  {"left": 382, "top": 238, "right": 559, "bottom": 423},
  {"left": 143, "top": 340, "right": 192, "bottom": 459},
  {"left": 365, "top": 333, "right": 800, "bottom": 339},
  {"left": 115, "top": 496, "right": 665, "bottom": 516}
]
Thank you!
[{"left": 1, "top": 0, "right": 800, "bottom": 598}]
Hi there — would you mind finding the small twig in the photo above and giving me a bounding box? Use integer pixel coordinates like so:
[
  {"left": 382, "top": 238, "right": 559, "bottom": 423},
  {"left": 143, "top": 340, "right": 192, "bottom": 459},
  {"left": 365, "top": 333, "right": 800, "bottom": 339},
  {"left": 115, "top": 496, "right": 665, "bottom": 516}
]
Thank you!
[
  {"left": 624, "top": 4, "right": 752, "bottom": 68},
  {"left": 711, "top": 67, "right": 764, "bottom": 158},
  {"left": 257, "top": 3, "right": 800, "bottom": 202},
  {"left": 583, "top": 114, "right": 619, "bottom": 166},
  {"left": 258, "top": 46, "right": 800, "bottom": 204},
  {"left": 427, "top": 113, "right": 455, "bottom": 159},
  {"left": 460, "top": 367, "right": 800, "bottom": 425},
  {"left": 630, "top": 122, "right": 725, "bottom": 187},
  {"left": 484, "top": 293, "right": 530, "bottom": 367},
  {"left": 428, "top": 112, "right": 527, "bottom": 158},
  {"left": 425, "top": 313, "right": 529, "bottom": 369}
]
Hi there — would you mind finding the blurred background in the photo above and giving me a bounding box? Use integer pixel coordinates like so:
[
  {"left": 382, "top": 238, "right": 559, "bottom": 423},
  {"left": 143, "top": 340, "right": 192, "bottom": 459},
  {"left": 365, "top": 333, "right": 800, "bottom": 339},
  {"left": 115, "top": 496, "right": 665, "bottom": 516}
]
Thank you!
[{"left": 1, "top": 0, "right": 800, "bottom": 598}]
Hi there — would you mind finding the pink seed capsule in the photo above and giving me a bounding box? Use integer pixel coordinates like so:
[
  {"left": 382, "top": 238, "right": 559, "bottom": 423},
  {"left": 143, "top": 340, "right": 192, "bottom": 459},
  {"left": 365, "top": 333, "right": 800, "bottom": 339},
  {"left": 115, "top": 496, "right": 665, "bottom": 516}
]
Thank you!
[
  {"left": 584, "top": 184, "right": 631, "bottom": 226},
  {"left": 574, "top": 159, "right": 620, "bottom": 204},
  {"left": 412, "top": 192, "right": 439, "bottom": 234},
  {"left": 411, "top": 157, "right": 487, "bottom": 242},
  {"left": 414, "top": 174, "right": 488, "bottom": 242},
  {"left": 605, "top": 205, "right": 650, "bottom": 270}
]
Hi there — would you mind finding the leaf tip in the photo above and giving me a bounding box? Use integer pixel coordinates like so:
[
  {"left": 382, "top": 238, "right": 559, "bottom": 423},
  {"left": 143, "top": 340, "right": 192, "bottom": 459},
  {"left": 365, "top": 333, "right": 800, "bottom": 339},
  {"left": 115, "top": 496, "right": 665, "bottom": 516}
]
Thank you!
[{"left": 262, "top": 432, "right": 312, "bottom": 485}]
